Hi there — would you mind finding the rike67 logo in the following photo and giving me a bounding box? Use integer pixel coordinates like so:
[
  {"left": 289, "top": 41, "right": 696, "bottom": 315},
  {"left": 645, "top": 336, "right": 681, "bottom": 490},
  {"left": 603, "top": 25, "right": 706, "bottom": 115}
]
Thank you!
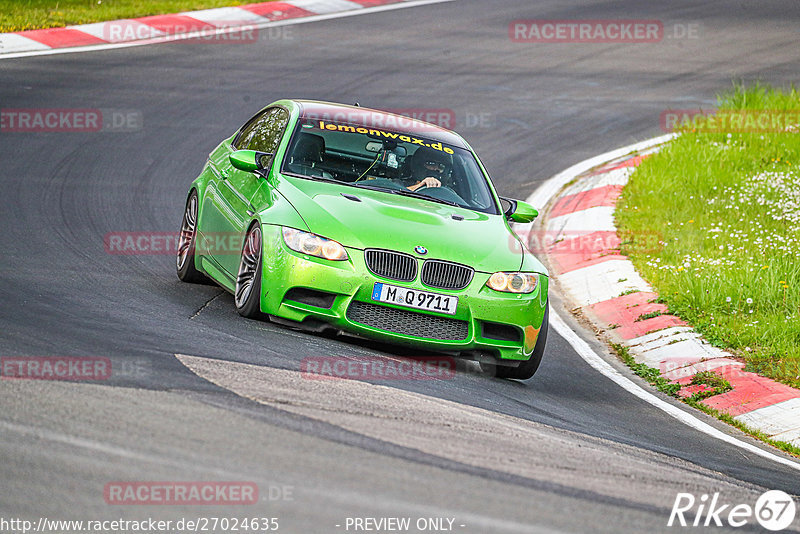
[{"left": 669, "top": 490, "right": 797, "bottom": 531}]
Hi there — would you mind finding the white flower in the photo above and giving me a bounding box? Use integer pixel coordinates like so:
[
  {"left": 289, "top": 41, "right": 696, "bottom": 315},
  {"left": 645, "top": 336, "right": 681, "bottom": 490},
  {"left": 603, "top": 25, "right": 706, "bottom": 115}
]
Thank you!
[
  {"left": 746, "top": 298, "right": 753, "bottom": 304},
  {"left": 726, "top": 297, "right": 732, "bottom": 303}
]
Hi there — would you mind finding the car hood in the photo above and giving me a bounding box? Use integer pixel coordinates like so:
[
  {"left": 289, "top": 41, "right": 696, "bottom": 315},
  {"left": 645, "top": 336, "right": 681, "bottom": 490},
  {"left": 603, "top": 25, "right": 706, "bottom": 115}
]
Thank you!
[{"left": 275, "top": 176, "right": 541, "bottom": 273}]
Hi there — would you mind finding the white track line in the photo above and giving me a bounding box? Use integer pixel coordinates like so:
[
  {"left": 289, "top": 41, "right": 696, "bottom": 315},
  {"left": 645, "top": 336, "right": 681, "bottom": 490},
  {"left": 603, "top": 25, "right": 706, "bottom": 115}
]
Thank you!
[
  {"left": 528, "top": 137, "right": 800, "bottom": 472},
  {"left": 0, "top": 0, "right": 456, "bottom": 60}
]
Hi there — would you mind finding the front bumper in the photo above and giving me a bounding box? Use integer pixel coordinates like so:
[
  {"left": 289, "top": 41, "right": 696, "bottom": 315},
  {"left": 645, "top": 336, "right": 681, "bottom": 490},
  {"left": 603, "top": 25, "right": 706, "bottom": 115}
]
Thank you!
[{"left": 258, "top": 225, "right": 549, "bottom": 361}]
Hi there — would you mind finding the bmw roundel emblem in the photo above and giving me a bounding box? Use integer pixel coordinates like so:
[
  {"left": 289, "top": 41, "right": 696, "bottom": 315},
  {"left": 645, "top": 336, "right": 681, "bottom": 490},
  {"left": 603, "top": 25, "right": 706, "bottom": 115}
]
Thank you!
[{"left": 414, "top": 245, "right": 428, "bottom": 255}]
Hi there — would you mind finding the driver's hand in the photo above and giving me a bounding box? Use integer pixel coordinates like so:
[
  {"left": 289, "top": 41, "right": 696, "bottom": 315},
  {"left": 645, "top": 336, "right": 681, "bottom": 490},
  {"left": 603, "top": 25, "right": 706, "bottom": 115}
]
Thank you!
[{"left": 409, "top": 177, "right": 441, "bottom": 191}]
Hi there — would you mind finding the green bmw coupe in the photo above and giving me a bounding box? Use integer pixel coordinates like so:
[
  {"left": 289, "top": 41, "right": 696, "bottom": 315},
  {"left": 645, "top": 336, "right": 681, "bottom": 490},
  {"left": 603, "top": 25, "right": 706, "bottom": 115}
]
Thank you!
[{"left": 177, "top": 100, "right": 549, "bottom": 379}]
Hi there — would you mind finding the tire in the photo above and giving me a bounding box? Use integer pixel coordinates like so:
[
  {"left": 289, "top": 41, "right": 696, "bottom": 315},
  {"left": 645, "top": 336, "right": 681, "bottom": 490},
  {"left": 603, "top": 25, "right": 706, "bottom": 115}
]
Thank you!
[
  {"left": 481, "top": 303, "right": 549, "bottom": 380},
  {"left": 234, "top": 223, "right": 267, "bottom": 320},
  {"left": 176, "top": 190, "right": 208, "bottom": 283}
]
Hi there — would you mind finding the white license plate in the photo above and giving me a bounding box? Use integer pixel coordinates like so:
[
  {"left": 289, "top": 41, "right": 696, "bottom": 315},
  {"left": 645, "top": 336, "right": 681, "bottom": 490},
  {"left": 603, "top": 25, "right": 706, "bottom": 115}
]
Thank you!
[{"left": 371, "top": 283, "right": 458, "bottom": 315}]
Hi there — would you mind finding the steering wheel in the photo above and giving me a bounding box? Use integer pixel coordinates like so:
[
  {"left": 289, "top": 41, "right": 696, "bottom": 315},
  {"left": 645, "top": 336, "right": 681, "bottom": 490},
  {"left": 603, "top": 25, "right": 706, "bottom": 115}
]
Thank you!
[
  {"left": 414, "top": 183, "right": 454, "bottom": 193},
  {"left": 414, "top": 183, "right": 466, "bottom": 204}
]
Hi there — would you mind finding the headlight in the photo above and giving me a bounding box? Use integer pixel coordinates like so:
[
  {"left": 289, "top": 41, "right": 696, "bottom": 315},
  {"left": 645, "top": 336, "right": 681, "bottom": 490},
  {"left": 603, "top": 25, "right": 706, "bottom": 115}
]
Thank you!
[
  {"left": 486, "top": 272, "right": 538, "bottom": 294},
  {"left": 282, "top": 227, "right": 348, "bottom": 261}
]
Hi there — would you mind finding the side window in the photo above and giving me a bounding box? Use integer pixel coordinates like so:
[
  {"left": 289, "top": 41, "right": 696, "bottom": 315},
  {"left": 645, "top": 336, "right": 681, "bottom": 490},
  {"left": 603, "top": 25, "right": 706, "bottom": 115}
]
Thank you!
[
  {"left": 233, "top": 111, "right": 263, "bottom": 150},
  {"left": 234, "top": 107, "right": 290, "bottom": 155}
]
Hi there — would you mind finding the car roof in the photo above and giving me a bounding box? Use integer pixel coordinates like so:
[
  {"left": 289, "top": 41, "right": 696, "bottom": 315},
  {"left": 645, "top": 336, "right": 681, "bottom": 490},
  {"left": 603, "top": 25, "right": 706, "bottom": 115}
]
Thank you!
[{"left": 292, "top": 100, "right": 469, "bottom": 149}]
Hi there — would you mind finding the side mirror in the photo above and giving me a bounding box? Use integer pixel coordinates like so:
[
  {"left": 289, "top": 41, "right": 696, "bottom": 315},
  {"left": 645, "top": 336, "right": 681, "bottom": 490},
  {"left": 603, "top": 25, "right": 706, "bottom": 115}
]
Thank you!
[
  {"left": 229, "top": 150, "right": 273, "bottom": 174},
  {"left": 500, "top": 197, "right": 538, "bottom": 223}
]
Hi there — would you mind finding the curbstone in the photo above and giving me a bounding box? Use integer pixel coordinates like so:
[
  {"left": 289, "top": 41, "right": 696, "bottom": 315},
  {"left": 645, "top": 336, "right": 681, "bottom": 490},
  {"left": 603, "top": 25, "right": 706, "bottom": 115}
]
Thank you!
[
  {"left": 538, "top": 140, "right": 800, "bottom": 447},
  {"left": 0, "top": 0, "right": 414, "bottom": 57}
]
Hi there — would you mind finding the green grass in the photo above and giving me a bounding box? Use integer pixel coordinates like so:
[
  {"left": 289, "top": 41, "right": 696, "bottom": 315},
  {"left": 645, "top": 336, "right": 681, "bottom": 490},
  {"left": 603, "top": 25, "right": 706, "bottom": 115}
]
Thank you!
[
  {"left": 617, "top": 82, "right": 800, "bottom": 389},
  {"left": 687, "top": 370, "right": 732, "bottom": 401},
  {"left": 613, "top": 343, "right": 682, "bottom": 396},
  {"left": 0, "top": 0, "right": 276, "bottom": 32},
  {"left": 635, "top": 310, "right": 663, "bottom": 322}
]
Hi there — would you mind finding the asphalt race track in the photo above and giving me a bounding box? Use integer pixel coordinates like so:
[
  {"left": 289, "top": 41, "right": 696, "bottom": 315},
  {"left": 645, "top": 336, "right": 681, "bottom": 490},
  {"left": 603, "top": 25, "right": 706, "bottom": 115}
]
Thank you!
[{"left": 1, "top": 1, "right": 799, "bottom": 532}]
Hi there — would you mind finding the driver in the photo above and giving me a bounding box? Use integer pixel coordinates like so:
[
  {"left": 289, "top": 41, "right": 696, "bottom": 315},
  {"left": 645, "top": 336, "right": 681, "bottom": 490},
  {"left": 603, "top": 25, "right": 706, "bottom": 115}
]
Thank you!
[{"left": 405, "top": 146, "right": 451, "bottom": 192}]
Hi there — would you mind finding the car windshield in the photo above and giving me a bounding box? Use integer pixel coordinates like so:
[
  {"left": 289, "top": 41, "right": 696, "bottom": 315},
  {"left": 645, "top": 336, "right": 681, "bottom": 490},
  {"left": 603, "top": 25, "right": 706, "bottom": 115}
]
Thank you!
[{"left": 280, "top": 118, "right": 500, "bottom": 214}]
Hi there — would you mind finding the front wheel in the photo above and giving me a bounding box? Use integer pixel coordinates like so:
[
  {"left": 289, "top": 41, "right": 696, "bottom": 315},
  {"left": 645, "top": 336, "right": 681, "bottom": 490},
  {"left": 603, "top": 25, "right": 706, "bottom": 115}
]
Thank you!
[
  {"left": 234, "top": 223, "right": 267, "bottom": 320},
  {"left": 481, "top": 303, "right": 549, "bottom": 380}
]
